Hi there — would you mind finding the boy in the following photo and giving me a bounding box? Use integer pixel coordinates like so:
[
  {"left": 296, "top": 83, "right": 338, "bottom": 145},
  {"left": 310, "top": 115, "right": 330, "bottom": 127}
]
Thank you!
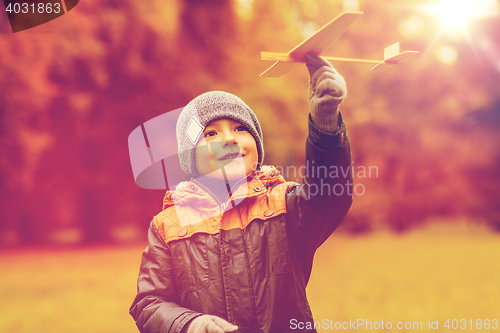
[{"left": 130, "top": 55, "right": 353, "bottom": 333}]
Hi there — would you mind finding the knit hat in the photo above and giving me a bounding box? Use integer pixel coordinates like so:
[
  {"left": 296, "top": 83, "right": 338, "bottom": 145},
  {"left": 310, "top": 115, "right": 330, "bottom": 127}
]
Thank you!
[{"left": 176, "top": 91, "right": 264, "bottom": 176}]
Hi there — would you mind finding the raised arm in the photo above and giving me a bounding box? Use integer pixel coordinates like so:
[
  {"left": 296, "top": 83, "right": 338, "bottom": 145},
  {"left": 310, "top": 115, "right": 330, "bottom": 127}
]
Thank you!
[{"left": 286, "top": 55, "right": 353, "bottom": 274}]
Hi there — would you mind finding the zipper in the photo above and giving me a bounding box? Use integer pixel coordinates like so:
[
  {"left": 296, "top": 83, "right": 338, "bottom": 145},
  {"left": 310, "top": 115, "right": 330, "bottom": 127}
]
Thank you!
[
  {"left": 221, "top": 176, "right": 249, "bottom": 211},
  {"left": 192, "top": 174, "right": 261, "bottom": 330}
]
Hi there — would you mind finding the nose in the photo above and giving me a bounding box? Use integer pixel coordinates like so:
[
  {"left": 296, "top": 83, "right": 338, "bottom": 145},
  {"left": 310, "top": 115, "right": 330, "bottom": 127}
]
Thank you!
[{"left": 221, "top": 131, "right": 237, "bottom": 148}]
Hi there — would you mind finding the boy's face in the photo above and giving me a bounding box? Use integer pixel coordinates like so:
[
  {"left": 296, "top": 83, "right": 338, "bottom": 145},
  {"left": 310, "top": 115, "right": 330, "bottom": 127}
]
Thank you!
[{"left": 195, "top": 118, "right": 258, "bottom": 180}]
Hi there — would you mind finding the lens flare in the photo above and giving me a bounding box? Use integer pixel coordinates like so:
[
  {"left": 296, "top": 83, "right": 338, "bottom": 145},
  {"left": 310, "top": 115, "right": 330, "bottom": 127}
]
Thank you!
[
  {"left": 421, "top": 0, "right": 499, "bottom": 30},
  {"left": 436, "top": 45, "right": 458, "bottom": 64},
  {"left": 399, "top": 15, "right": 424, "bottom": 37}
]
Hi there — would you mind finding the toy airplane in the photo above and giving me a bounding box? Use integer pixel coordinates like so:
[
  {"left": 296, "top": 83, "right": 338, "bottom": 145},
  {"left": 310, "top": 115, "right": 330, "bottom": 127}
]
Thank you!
[{"left": 260, "top": 11, "right": 418, "bottom": 77}]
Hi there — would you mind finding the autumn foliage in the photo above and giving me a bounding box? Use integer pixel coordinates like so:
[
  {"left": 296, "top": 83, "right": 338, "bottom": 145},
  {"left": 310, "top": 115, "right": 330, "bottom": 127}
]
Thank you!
[{"left": 0, "top": 0, "right": 499, "bottom": 245}]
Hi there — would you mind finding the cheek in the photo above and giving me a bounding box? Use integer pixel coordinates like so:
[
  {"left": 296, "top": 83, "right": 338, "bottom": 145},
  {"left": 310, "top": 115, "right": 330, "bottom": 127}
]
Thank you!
[
  {"left": 251, "top": 142, "right": 258, "bottom": 160},
  {"left": 195, "top": 142, "right": 212, "bottom": 173},
  {"left": 242, "top": 136, "right": 258, "bottom": 162}
]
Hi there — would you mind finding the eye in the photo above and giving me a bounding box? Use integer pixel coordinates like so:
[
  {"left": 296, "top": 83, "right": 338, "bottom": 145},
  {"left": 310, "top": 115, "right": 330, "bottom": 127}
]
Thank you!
[
  {"left": 204, "top": 130, "right": 217, "bottom": 138},
  {"left": 235, "top": 126, "right": 248, "bottom": 132}
]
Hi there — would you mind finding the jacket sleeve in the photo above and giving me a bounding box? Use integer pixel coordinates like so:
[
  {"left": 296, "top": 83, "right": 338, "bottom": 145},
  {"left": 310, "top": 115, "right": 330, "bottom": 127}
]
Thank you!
[
  {"left": 286, "top": 112, "right": 353, "bottom": 265},
  {"left": 129, "top": 220, "right": 202, "bottom": 333}
]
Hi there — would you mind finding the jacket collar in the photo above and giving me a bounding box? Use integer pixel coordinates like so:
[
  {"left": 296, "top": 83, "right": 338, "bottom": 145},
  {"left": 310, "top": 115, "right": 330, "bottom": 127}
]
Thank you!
[{"left": 162, "top": 165, "right": 285, "bottom": 210}]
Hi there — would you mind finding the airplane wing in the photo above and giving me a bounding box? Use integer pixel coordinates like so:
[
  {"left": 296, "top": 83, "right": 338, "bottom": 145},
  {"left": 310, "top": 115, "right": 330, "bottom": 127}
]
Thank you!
[
  {"left": 371, "top": 43, "right": 419, "bottom": 72},
  {"left": 261, "top": 11, "right": 363, "bottom": 77},
  {"left": 370, "top": 51, "right": 419, "bottom": 71}
]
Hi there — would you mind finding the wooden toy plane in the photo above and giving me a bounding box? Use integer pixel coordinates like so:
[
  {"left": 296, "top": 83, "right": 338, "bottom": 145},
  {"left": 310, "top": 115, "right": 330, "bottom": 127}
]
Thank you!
[{"left": 260, "top": 11, "right": 418, "bottom": 77}]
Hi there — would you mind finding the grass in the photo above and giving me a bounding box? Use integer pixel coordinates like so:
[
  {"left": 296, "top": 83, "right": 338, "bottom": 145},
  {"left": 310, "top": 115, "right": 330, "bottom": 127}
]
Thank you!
[
  {"left": 1, "top": 224, "right": 499, "bottom": 333},
  {"left": 0, "top": 246, "right": 142, "bottom": 333},
  {"left": 308, "top": 223, "right": 500, "bottom": 331}
]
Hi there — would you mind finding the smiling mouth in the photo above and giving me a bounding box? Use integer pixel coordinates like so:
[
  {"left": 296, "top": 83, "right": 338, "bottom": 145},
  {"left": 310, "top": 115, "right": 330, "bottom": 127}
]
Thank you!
[{"left": 220, "top": 153, "right": 242, "bottom": 161}]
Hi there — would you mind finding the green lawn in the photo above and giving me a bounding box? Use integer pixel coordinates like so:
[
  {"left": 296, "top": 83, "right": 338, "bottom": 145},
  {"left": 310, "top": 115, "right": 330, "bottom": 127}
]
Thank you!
[{"left": 1, "top": 224, "right": 499, "bottom": 332}]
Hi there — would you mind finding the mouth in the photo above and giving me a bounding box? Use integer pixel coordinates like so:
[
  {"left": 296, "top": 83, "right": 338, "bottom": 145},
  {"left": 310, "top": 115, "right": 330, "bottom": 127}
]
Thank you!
[{"left": 219, "top": 153, "right": 243, "bottom": 161}]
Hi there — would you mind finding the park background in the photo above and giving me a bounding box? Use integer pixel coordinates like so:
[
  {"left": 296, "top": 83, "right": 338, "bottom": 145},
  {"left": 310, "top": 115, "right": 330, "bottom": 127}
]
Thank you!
[{"left": 1, "top": 0, "right": 499, "bottom": 332}]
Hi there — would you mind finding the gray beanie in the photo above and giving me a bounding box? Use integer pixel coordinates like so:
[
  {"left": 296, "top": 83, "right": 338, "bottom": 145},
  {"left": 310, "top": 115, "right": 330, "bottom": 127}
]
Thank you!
[{"left": 176, "top": 91, "right": 264, "bottom": 176}]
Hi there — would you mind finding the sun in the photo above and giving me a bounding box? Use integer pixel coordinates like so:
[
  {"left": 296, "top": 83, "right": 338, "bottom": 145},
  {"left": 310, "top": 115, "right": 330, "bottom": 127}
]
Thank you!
[
  {"left": 421, "top": 0, "right": 499, "bottom": 30},
  {"left": 439, "top": 1, "right": 477, "bottom": 28}
]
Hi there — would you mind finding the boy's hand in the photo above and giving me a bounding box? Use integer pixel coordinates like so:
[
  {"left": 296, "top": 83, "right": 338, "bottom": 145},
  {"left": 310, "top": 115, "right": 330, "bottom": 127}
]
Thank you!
[
  {"left": 186, "top": 315, "right": 239, "bottom": 333},
  {"left": 306, "top": 54, "right": 347, "bottom": 133}
]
